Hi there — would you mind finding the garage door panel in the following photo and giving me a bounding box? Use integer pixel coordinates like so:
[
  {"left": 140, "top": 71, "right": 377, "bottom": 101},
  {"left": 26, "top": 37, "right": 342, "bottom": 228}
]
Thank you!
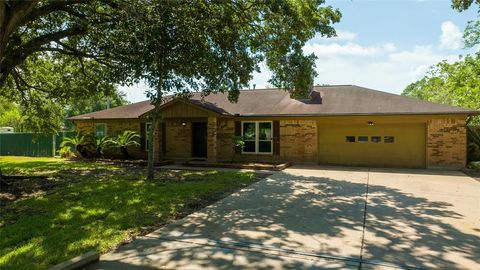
[{"left": 318, "top": 123, "right": 426, "bottom": 168}]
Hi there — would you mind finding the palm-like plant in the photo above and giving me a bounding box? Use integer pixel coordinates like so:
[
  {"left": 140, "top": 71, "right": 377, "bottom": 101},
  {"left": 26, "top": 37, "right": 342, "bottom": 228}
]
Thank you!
[
  {"left": 95, "top": 136, "right": 115, "bottom": 158},
  {"left": 111, "top": 130, "right": 140, "bottom": 159},
  {"left": 61, "top": 133, "right": 89, "bottom": 158}
]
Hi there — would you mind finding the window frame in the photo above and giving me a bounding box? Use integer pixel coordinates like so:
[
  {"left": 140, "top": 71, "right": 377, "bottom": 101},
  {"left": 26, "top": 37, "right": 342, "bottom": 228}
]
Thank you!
[
  {"left": 241, "top": 121, "right": 273, "bottom": 155},
  {"left": 95, "top": 123, "right": 107, "bottom": 138},
  {"left": 384, "top": 136, "right": 395, "bottom": 143},
  {"left": 371, "top": 136, "right": 382, "bottom": 143},
  {"left": 358, "top": 136, "right": 368, "bottom": 143},
  {"left": 345, "top": 136, "right": 356, "bottom": 143}
]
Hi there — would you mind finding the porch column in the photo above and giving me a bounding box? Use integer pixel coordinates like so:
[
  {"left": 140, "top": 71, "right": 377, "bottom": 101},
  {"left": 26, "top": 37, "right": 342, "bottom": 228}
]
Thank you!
[{"left": 207, "top": 116, "right": 217, "bottom": 162}]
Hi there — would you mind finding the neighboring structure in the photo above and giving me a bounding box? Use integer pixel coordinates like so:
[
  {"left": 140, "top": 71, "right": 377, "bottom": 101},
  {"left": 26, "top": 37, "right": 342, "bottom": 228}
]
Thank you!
[
  {"left": 69, "top": 85, "right": 480, "bottom": 169},
  {"left": 0, "top": 127, "right": 14, "bottom": 133}
]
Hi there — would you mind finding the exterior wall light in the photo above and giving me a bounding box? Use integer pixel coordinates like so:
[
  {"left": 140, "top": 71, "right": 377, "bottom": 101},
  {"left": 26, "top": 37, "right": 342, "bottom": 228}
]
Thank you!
[
  {"left": 367, "top": 121, "right": 374, "bottom": 126},
  {"left": 182, "top": 122, "right": 187, "bottom": 127}
]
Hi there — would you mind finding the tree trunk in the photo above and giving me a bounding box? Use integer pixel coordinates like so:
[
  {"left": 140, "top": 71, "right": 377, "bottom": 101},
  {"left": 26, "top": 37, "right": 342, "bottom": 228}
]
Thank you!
[
  {"left": 147, "top": 63, "right": 164, "bottom": 180},
  {"left": 146, "top": 113, "right": 157, "bottom": 179}
]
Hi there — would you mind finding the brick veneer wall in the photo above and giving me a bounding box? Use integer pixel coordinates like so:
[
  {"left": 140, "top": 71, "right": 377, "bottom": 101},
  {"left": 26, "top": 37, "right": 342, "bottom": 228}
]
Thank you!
[
  {"left": 279, "top": 120, "right": 317, "bottom": 163},
  {"left": 231, "top": 119, "right": 317, "bottom": 163},
  {"left": 427, "top": 117, "right": 467, "bottom": 168},
  {"left": 217, "top": 119, "right": 235, "bottom": 161},
  {"left": 163, "top": 120, "right": 192, "bottom": 159},
  {"left": 73, "top": 120, "right": 147, "bottom": 159}
]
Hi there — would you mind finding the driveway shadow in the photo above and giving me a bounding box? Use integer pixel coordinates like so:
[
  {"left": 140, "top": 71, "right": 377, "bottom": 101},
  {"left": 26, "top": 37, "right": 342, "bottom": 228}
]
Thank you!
[{"left": 91, "top": 169, "right": 480, "bottom": 270}]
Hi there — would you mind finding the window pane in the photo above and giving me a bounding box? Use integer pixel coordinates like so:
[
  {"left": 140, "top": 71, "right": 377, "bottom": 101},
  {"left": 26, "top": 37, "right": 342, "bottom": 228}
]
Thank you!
[
  {"left": 358, "top": 136, "right": 368, "bottom": 143},
  {"left": 384, "top": 136, "right": 395, "bottom": 143},
  {"left": 243, "top": 122, "right": 256, "bottom": 140},
  {"left": 96, "top": 124, "right": 106, "bottom": 138},
  {"left": 345, "top": 136, "right": 355, "bottom": 143},
  {"left": 259, "top": 141, "right": 272, "bottom": 153},
  {"left": 259, "top": 122, "right": 272, "bottom": 140},
  {"left": 243, "top": 141, "right": 256, "bottom": 152},
  {"left": 371, "top": 136, "right": 381, "bottom": 143}
]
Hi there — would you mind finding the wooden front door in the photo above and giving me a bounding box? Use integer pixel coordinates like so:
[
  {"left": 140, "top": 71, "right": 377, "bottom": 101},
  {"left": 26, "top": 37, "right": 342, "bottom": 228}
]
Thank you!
[{"left": 192, "top": 122, "right": 207, "bottom": 158}]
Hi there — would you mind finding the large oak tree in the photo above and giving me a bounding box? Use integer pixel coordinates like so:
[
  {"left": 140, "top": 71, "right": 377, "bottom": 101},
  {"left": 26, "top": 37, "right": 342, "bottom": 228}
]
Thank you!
[
  {"left": 107, "top": 1, "right": 341, "bottom": 178},
  {"left": 1, "top": 0, "right": 124, "bottom": 132},
  {"left": 1, "top": 0, "right": 342, "bottom": 179}
]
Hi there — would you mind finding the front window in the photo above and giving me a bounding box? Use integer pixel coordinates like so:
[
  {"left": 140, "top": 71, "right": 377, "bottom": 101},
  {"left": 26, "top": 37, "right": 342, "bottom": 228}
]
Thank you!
[
  {"left": 95, "top": 123, "right": 107, "bottom": 138},
  {"left": 242, "top": 121, "right": 272, "bottom": 154}
]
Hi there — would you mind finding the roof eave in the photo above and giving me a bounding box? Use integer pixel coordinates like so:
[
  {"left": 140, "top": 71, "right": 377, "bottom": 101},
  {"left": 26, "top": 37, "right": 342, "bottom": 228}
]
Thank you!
[{"left": 235, "top": 111, "right": 478, "bottom": 117}]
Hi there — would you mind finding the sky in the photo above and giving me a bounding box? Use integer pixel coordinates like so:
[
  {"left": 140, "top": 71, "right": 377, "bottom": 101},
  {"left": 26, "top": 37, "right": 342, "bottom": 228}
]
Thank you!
[{"left": 120, "top": 0, "right": 479, "bottom": 103}]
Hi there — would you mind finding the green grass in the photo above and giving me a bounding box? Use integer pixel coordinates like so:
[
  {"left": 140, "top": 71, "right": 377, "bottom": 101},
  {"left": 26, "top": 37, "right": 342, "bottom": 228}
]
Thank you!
[{"left": 0, "top": 157, "right": 259, "bottom": 270}]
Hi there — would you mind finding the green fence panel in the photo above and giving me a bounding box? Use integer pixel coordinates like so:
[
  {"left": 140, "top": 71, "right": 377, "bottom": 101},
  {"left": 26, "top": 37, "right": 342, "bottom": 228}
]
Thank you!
[
  {"left": 0, "top": 132, "right": 78, "bottom": 157},
  {"left": 0, "top": 133, "right": 54, "bottom": 157}
]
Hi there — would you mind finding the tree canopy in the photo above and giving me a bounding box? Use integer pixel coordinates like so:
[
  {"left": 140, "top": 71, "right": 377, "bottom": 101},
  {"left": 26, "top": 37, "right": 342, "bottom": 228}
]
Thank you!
[
  {"left": 402, "top": 0, "right": 480, "bottom": 125},
  {"left": 0, "top": 0, "right": 126, "bottom": 132},
  {"left": 2, "top": 0, "right": 342, "bottom": 178},
  {"left": 104, "top": 1, "right": 341, "bottom": 178},
  {"left": 0, "top": 89, "right": 127, "bottom": 132},
  {"left": 402, "top": 53, "right": 480, "bottom": 124},
  {"left": 1, "top": 0, "right": 341, "bottom": 134}
]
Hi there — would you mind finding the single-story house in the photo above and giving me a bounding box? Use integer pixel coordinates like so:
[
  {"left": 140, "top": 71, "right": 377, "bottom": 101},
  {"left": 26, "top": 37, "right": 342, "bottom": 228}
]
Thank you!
[{"left": 69, "top": 85, "right": 479, "bottom": 169}]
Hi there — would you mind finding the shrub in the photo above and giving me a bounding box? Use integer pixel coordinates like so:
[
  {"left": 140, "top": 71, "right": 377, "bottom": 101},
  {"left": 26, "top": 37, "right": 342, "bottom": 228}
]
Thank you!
[
  {"left": 58, "top": 146, "right": 74, "bottom": 158},
  {"left": 60, "top": 133, "right": 91, "bottom": 158},
  {"left": 94, "top": 136, "right": 115, "bottom": 158},
  {"left": 110, "top": 130, "right": 140, "bottom": 159}
]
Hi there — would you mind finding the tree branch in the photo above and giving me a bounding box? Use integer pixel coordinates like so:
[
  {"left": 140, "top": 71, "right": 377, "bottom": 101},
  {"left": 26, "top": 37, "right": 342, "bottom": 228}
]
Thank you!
[
  {"left": 3, "top": 0, "right": 40, "bottom": 45},
  {"left": 1, "top": 26, "right": 87, "bottom": 86},
  {"left": 26, "top": 0, "right": 88, "bottom": 23}
]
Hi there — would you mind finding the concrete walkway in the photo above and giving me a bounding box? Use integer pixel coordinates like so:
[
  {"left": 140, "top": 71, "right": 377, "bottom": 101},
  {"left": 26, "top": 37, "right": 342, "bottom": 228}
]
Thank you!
[{"left": 88, "top": 166, "right": 480, "bottom": 270}]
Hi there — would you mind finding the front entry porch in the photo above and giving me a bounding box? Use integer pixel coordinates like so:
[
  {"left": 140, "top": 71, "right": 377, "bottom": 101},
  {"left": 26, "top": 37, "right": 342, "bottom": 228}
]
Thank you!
[{"left": 156, "top": 99, "right": 220, "bottom": 163}]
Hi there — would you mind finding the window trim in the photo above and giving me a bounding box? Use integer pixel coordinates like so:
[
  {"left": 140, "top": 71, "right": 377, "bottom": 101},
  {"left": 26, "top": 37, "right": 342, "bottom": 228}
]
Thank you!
[
  {"left": 95, "top": 123, "right": 107, "bottom": 138},
  {"left": 371, "top": 136, "right": 382, "bottom": 143},
  {"left": 345, "top": 136, "right": 356, "bottom": 143},
  {"left": 241, "top": 121, "right": 273, "bottom": 155},
  {"left": 384, "top": 136, "right": 395, "bottom": 143},
  {"left": 358, "top": 136, "right": 368, "bottom": 143}
]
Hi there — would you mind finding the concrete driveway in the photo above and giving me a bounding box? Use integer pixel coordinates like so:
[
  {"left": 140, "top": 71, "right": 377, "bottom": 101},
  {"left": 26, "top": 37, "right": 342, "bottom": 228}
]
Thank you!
[{"left": 89, "top": 166, "right": 480, "bottom": 270}]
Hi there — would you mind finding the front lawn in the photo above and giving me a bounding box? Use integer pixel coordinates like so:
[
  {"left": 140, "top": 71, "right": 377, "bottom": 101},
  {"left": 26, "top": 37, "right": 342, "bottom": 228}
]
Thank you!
[{"left": 0, "top": 157, "right": 261, "bottom": 270}]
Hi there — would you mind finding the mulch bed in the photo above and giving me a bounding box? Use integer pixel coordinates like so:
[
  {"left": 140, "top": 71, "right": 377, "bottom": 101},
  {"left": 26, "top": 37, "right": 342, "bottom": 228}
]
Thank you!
[{"left": 184, "top": 161, "right": 291, "bottom": 171}]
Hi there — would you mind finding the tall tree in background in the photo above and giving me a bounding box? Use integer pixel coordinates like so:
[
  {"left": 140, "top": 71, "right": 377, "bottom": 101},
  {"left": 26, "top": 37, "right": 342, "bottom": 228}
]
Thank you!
[
  {"left": 109, "top": 1, "right": 341, "bottom": 179},
  {"left": 402, "top": 0, "right": 480, "bottom": 124},
  {"left": 402, "top": 54, "right": 480, "bottom": 123},
  {"left": 452, "top": 0, "right": 480, "bottom": 46},
  {"left": 0, "top": 97, "right": 22, "bottom": 131}
]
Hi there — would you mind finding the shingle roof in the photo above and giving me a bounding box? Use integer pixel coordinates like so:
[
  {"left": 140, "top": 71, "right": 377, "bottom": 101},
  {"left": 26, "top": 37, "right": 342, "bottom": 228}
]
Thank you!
[{"left": 69, "top": 85, "right": 479, "bottom": 120}]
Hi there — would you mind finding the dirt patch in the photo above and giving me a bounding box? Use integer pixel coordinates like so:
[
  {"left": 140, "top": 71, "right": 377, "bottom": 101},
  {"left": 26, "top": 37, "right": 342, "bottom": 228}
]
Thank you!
[
  {"left": 0, "top": 176, "right": 56, "bottom": 206},
  {"left": 0, "top": 167, "right": 137, "bottom": 206}
]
